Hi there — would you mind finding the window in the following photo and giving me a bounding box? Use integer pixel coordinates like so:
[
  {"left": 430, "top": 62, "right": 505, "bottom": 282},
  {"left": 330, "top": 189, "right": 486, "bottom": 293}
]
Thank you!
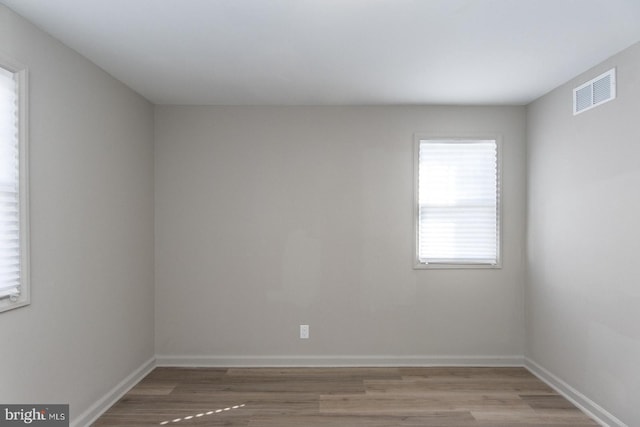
[
  {"left": 0, "top": 58, "right": 29, "bottom": 313},
  {"left": 414, "top": 136, "right": 500, "bottom": 268}
]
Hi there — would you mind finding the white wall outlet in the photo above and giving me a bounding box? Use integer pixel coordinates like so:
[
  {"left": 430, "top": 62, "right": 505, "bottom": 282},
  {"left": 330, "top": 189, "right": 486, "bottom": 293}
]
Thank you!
[{"left": 299, "top": 324, "right": 309, "bottom": 339}]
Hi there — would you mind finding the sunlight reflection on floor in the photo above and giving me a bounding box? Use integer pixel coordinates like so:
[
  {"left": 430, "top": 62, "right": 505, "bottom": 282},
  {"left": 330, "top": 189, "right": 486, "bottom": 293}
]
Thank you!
[{"left": 159, "top": 404, "right": 246, "bottom": 425}]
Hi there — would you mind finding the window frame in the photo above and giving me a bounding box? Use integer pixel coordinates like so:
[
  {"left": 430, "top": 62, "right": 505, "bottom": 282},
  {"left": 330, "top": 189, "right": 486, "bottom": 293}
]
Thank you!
[
  {"left": 0, "top": 55, "right": 30, "bottom": 313},
  {"left": 413, "top": 133, "right": 502, "bottom": 270}
]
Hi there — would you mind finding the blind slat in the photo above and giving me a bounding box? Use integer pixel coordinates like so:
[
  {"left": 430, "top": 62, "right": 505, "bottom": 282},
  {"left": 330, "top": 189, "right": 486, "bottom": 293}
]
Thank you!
[{"left": 0, "top": 286, "right": 20, "bottom": 298}]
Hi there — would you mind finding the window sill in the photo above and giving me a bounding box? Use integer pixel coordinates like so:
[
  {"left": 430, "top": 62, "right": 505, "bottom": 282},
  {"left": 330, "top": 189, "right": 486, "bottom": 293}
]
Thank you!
[{"left": 413, "top": 262, "right": 502, "bottom": 270}]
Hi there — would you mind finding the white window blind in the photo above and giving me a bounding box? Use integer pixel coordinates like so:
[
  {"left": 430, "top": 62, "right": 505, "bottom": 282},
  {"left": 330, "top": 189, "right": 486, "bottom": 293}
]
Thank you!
[
  {"left": 0, "top": 65, "right": 22, "bottom": 304},
  {"left": 416, "top": 139, "right": 499, "bottom": 266}
]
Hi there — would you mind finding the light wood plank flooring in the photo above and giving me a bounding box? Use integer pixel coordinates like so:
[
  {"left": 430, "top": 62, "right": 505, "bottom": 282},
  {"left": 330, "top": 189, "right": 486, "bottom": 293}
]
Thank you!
[{"left": 94, "top": 367, "right": 598, "bottom": 426}]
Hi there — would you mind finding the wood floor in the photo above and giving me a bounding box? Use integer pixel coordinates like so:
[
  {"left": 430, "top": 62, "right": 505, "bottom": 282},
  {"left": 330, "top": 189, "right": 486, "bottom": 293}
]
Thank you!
[{"left": 94, "top": 367, "right": 598, "bottom": 426}]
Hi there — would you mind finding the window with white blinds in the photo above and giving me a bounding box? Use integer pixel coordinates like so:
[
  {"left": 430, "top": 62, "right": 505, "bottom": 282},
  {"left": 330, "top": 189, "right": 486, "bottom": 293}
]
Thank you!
[
  {"left": 0, "top": 60, "right": 29, "bottom": 313},
  {"left": 415, "top": 137, "right": 500, "bottom": 268}
]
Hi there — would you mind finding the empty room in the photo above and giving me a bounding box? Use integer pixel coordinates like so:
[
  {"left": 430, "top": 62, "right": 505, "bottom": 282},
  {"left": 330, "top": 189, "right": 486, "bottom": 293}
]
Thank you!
[{"left": 0, "top": 0, "right": 638, "bottom": 426}]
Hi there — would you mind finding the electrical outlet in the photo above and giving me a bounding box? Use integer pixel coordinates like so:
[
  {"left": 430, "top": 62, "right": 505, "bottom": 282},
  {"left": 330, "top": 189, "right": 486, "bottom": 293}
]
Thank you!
[{"left": 299, "top": 324, "right": 309, "bottom": 339}]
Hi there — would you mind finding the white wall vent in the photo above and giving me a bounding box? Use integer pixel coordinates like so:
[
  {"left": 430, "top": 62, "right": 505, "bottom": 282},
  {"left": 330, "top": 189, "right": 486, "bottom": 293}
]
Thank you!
[{"left": 573, "top": 68, "right": 616, "bottom": 115}]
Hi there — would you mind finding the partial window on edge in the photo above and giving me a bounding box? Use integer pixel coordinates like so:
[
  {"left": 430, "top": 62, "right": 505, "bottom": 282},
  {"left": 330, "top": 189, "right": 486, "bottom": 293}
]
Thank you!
[
  {"left": 0, "top": 58, "right": 30, "bottom": 313},
  {"left": 414, "top": 136, "right": 500, "bottom": 269}
]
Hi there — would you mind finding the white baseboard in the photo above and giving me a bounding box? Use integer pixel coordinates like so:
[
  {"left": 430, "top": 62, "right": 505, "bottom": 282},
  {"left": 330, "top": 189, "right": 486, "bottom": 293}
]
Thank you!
[
  {"left": 155, "top": 354, "right": 524, "bottom": 368},
  {"left": 524, "top": 358, "right": 626, "bottom": 427},
  {"left": 71, "top": 357, "right": 156, "bottom": 427}
]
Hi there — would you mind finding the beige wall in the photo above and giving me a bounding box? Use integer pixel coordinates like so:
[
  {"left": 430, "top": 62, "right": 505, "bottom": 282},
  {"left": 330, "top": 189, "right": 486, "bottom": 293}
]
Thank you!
[
  {"left": 0, "top": 4, "right": 155, "bottom": 424},
  {"left": 155, "top": 105, "right": 527, "bottom": 362},
  {"left": 526, "top": 42, "right": 640, "bottom": 426}
]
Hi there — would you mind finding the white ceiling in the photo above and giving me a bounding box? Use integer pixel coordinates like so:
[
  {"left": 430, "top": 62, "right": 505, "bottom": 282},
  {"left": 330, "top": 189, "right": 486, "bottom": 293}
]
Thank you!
[{"left": 2, "top": 0, "right": 640, "bottom": 105}]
